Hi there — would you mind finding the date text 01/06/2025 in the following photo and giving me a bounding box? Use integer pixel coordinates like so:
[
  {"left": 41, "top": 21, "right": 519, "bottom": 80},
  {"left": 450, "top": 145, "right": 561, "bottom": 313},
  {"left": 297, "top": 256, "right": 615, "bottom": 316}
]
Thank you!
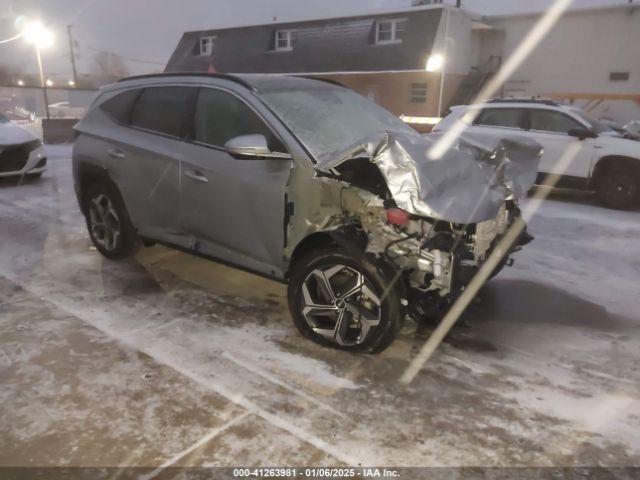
[{"left": 232, "top": 467, "right": 401, "bottom": 478}]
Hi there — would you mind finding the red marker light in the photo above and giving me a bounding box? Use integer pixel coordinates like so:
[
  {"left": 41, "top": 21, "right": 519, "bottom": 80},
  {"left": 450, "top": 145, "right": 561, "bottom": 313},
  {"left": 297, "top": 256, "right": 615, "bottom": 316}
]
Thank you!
[{"left": 386, "top": 208, "right": 410, "bottom": 227}]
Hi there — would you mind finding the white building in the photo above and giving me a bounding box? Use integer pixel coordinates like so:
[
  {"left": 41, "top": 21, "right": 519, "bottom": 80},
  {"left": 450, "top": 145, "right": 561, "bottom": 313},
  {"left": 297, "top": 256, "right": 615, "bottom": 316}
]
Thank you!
[{"left": 472, "top": 3, "right": 640, "bottom": 123}]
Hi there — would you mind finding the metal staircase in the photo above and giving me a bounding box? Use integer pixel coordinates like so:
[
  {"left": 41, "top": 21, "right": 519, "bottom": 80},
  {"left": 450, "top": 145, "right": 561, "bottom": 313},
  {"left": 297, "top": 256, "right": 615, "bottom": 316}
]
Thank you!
[{"left": 448, "top": 55, "right": 502, "bottom": 108}]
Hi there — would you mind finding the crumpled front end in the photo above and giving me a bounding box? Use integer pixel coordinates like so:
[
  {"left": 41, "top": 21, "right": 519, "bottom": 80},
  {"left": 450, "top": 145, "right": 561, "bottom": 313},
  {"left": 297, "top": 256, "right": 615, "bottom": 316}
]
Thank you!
[
  {"left": 317, "top": 131, "right": 542, "bottom": 311},
  {"left": 320, "top": 131, "right": 542, "bottom": 224}
]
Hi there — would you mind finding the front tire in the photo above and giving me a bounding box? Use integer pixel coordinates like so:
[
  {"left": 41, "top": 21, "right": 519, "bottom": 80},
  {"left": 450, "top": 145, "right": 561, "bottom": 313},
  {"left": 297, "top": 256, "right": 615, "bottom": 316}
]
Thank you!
[
  {"left": 84, "top": 182, "right": 140, "bottom": 259},
  {"left": 595, "top": 164, "right": 638, "bottom": 210},
  {"left": 287, "top": 248, "right": 403, "bottom": 353}
]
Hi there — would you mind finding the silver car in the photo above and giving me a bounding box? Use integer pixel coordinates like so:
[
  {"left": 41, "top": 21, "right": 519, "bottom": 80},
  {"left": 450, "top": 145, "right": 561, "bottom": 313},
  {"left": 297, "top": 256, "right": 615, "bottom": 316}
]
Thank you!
[
  {"left": 73, "top": 73, "right": 541, "bottom": 353},
  {"left": 0, "top": 113, "right": 47, "bottom": 179}
]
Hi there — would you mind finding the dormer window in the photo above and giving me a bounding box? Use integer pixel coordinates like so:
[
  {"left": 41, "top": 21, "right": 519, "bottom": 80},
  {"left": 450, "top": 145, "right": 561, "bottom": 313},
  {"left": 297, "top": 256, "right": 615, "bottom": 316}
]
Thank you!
[
  {"left": 275, "top": 30, "right": 294, "bottom": 51},
  {"left": 198, "top": 36, "right": 216, "bottom": 56},
  {"left": 375, "top": 19, "right": 406, "bottom": 45}
]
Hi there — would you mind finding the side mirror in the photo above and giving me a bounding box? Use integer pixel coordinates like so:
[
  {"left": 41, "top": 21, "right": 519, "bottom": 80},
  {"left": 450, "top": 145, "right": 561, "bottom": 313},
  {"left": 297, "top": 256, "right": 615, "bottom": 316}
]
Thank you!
[
  {"left": 568, "top": 128, "right": 597, "bottom": 140},
  {"left": 224, "top": 134, "right": 292, "bottom": 160}
]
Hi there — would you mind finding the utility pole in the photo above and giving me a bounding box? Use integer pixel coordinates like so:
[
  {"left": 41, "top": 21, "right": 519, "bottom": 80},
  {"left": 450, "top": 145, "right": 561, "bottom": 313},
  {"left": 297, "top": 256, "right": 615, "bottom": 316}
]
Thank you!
[
  {"left": 35, "top": 46, "right": 50, "bottom": 119},
  {"left": 67, "top": 25, "right": 78, "bottom": 85}
]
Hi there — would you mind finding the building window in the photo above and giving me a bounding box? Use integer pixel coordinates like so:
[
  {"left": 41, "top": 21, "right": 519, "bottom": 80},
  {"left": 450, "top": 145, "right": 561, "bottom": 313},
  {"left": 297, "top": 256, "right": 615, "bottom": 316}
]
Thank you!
[
  {"left": 198, "top": 36, "right": 215, "bottom": 56},
  {"left": 275, "top": 30, "right": 294, "bottom": 51},
  {"left": 375, "top": 19, "right": 406, "bottom": 45},
  {"left": 609, "top": 72, "right": 630, "bottom": 82},
  {"left": 410, "top": 83, "right": 428, "bottom": 103}
]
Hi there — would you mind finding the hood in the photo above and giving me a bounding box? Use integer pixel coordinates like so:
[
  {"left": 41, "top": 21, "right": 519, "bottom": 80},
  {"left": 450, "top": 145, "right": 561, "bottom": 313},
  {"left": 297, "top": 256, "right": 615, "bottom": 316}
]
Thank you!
[
  {"left": 0, "top": 122, "right": 38, "bottom": 147},
  {"left": 594, "top": 133, "right": 640, "bottom": 151},
  {"left": 317, "top": 131, "right": 542, "bottom": 224}
]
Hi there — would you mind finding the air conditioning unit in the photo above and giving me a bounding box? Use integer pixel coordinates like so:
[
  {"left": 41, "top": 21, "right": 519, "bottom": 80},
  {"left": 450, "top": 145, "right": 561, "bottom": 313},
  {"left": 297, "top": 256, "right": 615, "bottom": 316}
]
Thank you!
[
  {"left": 412, "top": 0, "right": 461, "bottom": 6},
  {"left": 412, "top": 0, "right": 444, "bottom": 6}
]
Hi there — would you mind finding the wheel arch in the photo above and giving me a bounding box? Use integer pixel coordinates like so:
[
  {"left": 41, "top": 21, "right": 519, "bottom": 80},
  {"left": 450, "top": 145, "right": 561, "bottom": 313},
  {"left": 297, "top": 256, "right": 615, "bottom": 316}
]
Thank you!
[
  {"left": 75, "top": 163, "right": 119, "bottom": 216},
  {"left": 590, "top": 155, "right": 640, "bottom": 188},
  {"left": 286, "top": 232, "right": 338, "bottom": 279},
  {"left": 285, "top": 227, "right": 404, "bottom": 298},
  {"left": 285, "top": 224, "right": 372, "bottom": 276}
]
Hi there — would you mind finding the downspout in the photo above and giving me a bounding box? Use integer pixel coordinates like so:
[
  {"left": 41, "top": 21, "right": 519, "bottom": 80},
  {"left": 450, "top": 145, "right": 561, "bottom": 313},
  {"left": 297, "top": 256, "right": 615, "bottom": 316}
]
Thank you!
[{"left": 437, "top": 7, "right": 451, "bottom": 117}]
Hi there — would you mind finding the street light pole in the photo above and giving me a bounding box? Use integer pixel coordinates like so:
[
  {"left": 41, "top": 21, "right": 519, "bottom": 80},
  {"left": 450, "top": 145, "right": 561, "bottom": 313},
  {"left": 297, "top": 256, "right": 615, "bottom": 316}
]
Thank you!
[
  {"left": 22, "top": 20, "right": 53, "bottom": 120},
  {"left": 35, "top": 45, "right": 51, "bottom": 119}
]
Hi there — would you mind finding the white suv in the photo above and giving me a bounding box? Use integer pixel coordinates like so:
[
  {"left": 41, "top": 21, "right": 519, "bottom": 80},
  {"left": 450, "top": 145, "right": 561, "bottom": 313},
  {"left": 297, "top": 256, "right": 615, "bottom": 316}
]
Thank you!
[{"left": 433, "top": 99, "right": 640, "bottom": 209}]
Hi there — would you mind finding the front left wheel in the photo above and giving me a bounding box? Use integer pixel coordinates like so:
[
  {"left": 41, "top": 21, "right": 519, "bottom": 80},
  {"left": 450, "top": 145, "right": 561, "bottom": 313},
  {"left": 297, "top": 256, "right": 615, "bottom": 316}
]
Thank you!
[{"left": 287, "top": 248, "right": 403, "bottom": 353}]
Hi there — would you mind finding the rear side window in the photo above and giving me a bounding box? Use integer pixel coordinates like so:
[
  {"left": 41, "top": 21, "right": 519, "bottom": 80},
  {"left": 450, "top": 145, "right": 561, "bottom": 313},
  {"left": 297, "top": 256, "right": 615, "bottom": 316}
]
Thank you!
[
  {"left": 529, "top": 109, "right": 583, "bottom": 134},
  {"left": 193, "top": 88, "right": 285, "bottom": 152},
  {"left": 99, "top": 89, "right": 140, "bottom": 124},
  {"left": 475, "top": 108, "right": 523, "bottom": 129},
  {"left": 130, "top": 87, "right": 194, "bottom": 138}
]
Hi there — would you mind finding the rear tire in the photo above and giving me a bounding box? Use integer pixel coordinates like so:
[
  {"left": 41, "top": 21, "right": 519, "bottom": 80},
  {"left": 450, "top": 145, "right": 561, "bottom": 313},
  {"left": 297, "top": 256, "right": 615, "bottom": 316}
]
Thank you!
[
  {"left": 83, "top": 182, "right": 140, "bottom": 259},
  {"left": 595, "top": 164, "right": 638, "bottom": 210},
  {"left": 287, "top": 248, "right": 403, "bottom": 353}
]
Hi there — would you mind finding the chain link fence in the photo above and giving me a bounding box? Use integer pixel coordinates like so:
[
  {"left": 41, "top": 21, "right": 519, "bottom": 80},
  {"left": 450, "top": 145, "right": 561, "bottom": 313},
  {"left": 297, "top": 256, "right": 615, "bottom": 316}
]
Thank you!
[{"left": 0, "top": 85, "right": 98, "bottom": 141}]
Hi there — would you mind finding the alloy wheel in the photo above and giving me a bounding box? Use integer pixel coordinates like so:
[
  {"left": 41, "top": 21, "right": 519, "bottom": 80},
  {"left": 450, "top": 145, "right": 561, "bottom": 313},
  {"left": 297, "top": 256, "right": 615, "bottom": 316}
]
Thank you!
[
  {"left": 300, "top": 264, "right": 382, "bottom": 346},
  {"left": 88, "top": 193, "right": 121, "bottom": 252},
  {"left": 604, "top": 173, "right": 634, "bottom": 200}
]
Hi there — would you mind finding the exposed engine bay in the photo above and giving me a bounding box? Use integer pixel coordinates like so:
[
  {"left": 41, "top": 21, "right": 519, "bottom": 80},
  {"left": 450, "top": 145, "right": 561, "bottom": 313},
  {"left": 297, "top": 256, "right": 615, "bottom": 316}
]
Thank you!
[{"left": 339, "top": 189, "right": 514, "bottom": 298}]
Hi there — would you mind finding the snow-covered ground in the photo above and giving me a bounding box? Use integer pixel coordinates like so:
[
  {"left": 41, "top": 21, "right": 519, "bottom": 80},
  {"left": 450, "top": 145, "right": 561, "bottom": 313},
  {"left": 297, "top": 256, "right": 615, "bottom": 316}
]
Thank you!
[{"left": 1, "top": 145, "right": 639, "bottom": 471}]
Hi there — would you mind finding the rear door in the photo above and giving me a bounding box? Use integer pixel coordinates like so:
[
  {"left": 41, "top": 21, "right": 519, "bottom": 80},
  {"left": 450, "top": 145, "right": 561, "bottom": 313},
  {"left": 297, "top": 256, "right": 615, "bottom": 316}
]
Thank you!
[
  {"left": 106, "top": 86, "right": 196, "bottom": 245},
  {"left": 524, "top": 109, "right": 595, "bottom": 178},
  {"left": 179, "top": 87, "right": 293, "bottom": 277}
]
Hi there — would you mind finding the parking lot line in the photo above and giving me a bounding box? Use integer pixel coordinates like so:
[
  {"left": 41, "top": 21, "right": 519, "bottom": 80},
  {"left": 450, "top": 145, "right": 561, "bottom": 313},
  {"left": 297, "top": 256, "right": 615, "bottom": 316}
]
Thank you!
[
  {"left": 140, "top": 411, "right": 252, "bottom": 480},
  {"left": 1, "top": 275, "right": 362, "bottom": 466},
  {"left": 222, "top": 351, "right": 348, "bottom": 419}
]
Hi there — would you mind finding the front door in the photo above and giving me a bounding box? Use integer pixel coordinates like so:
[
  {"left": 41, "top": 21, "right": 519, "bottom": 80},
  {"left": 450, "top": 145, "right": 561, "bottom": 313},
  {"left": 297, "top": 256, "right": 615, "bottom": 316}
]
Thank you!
[
  {"left": 524, "top": 108, "right": 594, "bottom": 178},
  {"left": 179, "top": 87, "right": 292, "bottom": 277}
]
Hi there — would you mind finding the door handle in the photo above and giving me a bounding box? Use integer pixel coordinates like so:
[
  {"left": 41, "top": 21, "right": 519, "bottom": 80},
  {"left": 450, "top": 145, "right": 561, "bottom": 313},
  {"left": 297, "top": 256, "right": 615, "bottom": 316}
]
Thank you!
[
  {"left": 185, "top": 170, "right": 208, "bottom": 183},
  {"left": 107, "top": 148, "right": 126, "bottom": 159}
]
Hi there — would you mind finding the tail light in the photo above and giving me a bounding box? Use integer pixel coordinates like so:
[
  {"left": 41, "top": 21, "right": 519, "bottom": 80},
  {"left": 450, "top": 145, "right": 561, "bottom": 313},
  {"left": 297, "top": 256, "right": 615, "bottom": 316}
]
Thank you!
[{"left": 386, "top": 208, "right": 410, "bottom": 227}]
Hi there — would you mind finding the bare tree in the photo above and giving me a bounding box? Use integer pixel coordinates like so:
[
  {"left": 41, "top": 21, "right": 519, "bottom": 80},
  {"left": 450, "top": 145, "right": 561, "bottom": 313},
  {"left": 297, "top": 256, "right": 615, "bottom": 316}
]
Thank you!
[{"left": 93, "top": 51, "right": 130, "bottom": 79}]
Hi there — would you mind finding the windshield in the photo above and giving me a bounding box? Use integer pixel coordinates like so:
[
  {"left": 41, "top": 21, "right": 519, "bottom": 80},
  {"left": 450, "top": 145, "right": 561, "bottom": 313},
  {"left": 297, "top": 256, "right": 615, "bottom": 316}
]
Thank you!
[{"left": 256, "top": 80, "right": 417, "bottom": 163}]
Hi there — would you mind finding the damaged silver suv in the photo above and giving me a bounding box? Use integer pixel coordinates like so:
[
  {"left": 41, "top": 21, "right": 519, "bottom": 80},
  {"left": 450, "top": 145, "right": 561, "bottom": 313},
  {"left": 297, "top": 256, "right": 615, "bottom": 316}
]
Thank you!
[{"left": 73, "top": 74, "right": 541, "bottom": 353}]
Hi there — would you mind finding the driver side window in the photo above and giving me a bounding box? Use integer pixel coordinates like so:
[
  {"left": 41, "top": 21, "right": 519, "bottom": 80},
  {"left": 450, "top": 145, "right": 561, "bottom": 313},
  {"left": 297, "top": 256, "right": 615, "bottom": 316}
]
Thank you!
[{"left": 193, "top": 88, "right": 286, "bottom": 153}]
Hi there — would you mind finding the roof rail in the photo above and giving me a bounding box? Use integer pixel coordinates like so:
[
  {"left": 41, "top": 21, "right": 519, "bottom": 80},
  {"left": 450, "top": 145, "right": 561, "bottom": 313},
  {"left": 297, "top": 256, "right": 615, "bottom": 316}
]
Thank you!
[
  {"left": 488, "top": 98, "right": 559, "bottom": 106},
  {"left": 117, "top": 72, "right": 256, "bottom": 91},
  {"left": 295, "top": 75, "right": 348, "bottom": 88}
]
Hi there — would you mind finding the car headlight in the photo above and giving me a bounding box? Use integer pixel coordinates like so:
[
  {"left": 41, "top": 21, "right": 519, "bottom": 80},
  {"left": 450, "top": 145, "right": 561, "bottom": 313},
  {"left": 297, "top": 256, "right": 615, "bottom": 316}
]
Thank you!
[{"left": 26, "top": 138, "right": 42, "bottom": 152}]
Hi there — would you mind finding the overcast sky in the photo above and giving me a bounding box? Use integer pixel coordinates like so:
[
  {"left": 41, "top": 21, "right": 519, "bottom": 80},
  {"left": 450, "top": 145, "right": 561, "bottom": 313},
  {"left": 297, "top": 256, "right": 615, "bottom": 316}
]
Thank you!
[{"left": 0, "top": 0, "right": 628, "bottom": 78}]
